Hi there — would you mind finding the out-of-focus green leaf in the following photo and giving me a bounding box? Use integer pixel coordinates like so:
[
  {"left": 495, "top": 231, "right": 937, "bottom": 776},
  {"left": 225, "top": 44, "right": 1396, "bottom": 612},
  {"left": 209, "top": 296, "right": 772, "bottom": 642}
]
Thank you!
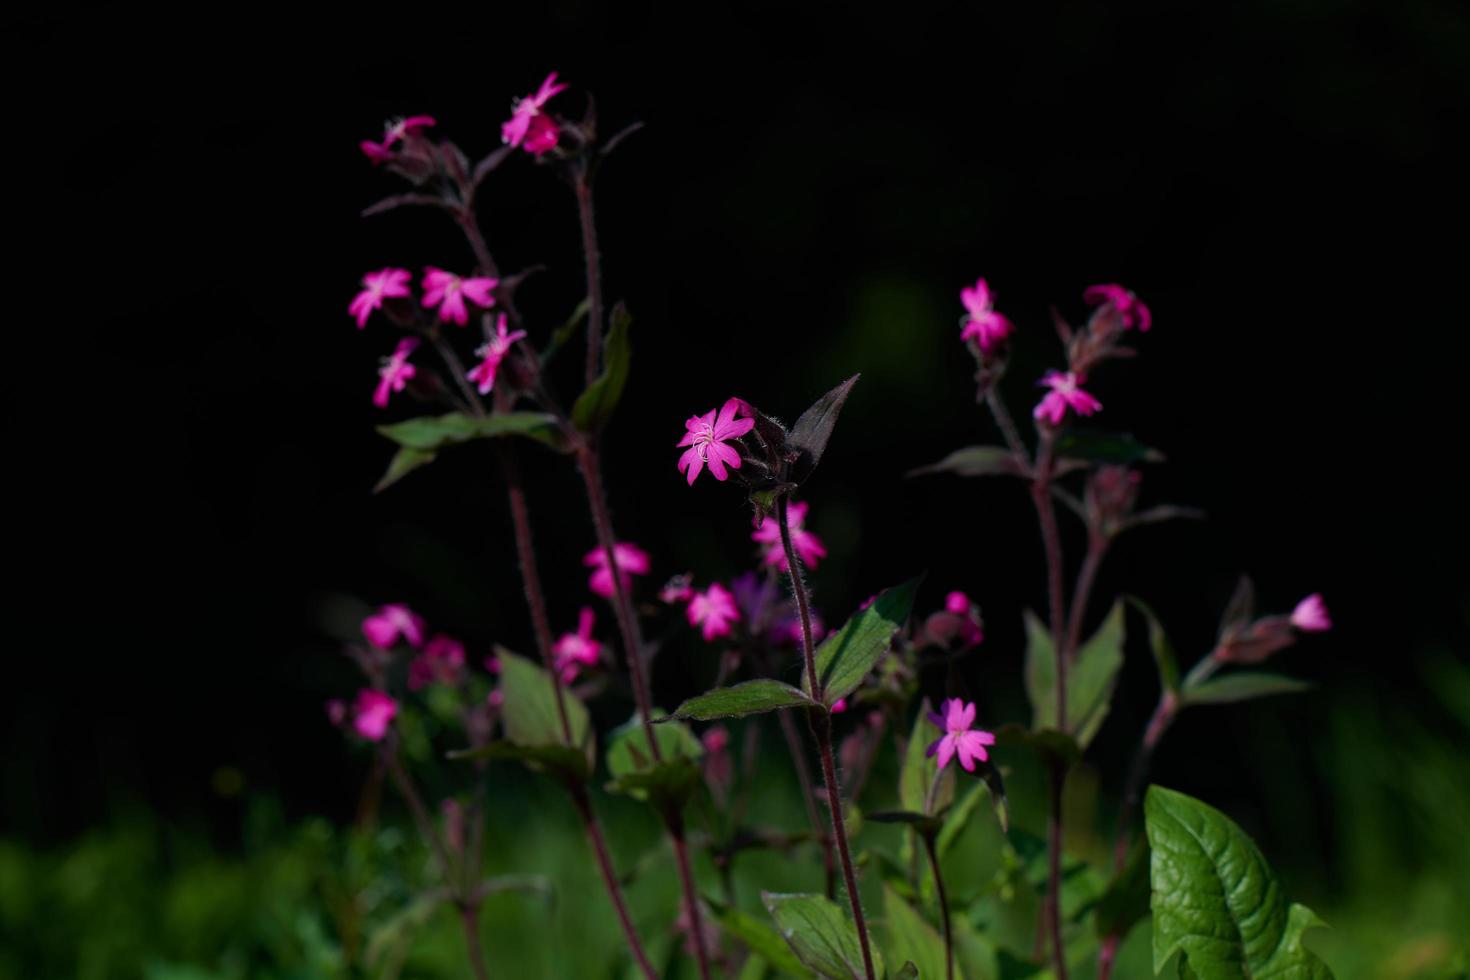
[
  {"left": 1182, "top": 672, "right": 1312, "bottom": 705},
  {"left": 447, "top": 741, "right": 591, "bottom": 781},
  {"left": 540, "top": 297, "right": 590, "bottom": 366},
  {"left": 1024, "top": 602, "right": 1125, "bottom": 748},
  {"left": 787, "top": 374, "right": 859, "bottom": 484},
  {"left": 938, "top": 760, "right": 1009, "bottom": 855},
  {"left": 377, "top": 410, "right": 565, "bottom": 451},
  {"left": 711, "top": 902, "right": 816, "bottom": 978},
  {"left": 882, "top": 883, "right": 946, "bottom": 980},
  {"left": 667, "top": 680, "right": 817, "bottom": 721},
  {"left": 487, "top": 649, "right": 591, "bottom": 780},
  {"left": 994, "top": 724, "right": 1081, "bottom": 768},
  {"left": 605, "top": 714, "right": 703, "bottom": 811},
  {"left": 762, "top": 892, "right": 884, "bottom": 980},
  {"left": 373, "top": 446, "right": 437, "bottom": 492},
  {"left": 364, "top": 888, "right": 450, "bottom": 968},
  {"left": 906, "top": 445, "right": 1027, "bottom": 479},
  {"left": 1128, "top": 597, "right": 1180, "bottom": 695},
  {"left": 571, "top": 302, "right": 631, "bottom": 433},
  {"left": 1054, "top": 431, "right": 1163, "bottom": 464},
  {"left": 1095, "top": 840, "right": 1150, "bottom": 941},
  {"left": 809, "top": 578, "right": 920, "bottom": 706},
  {"left": 892, "top": 963, "right": 920, "bottom": 980}
]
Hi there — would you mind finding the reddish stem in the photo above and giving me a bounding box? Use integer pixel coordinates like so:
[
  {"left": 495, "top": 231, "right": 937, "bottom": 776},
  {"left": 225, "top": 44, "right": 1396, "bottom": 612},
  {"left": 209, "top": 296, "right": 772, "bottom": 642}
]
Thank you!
[
  {"left": 574, "top": 175, "right": 603, "bottom": 388},
  {"left": 569, "top": 784, "right": 658, "bottom": 979},
  {"left": 1045, "top": 762, "right": 1071, "bottom": 980},
  {"left": 670, "top": 816, "right": 714, "bottom": 980}
]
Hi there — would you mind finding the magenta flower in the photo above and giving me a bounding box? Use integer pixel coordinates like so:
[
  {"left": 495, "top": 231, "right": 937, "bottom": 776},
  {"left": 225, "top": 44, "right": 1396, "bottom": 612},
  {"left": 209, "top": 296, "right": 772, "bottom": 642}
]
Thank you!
[
  {"left": 360, "top": 115, "right": 437, "bottom": 163},
  {"left": 1033, "top": 370, "right": 1102, "bottom": 427},
  {"left": 677, "top": 398, "right": 755, "bottom": 486},
  {"left": 926, "top": 698, "right": 996, "bottom": 773},
  {"left": 1084, "top": 283, "right": 1152, "bottom": 332},
  {"left": 553, "top": 607, "right": 602, "bottom": 682},
  {"left": 702, "top": 727, "right": 729, "bottom": 754},
  {"left": 421, "top": 267, "right": 499, "bottom": 326},
  {"left": 1290, "top": 593, "right": 1332, "bottom": 633},
  {"left": 584, "top": 542, "right": 652, "bottom": 599},
  {"left": 374, "top": 338, "right": 420, "bottom": 409},
  {"left": 352, "top": 689, "right": 399, "bottom": 741},
  {"left": 751, "top": 500, "right": 828, "bottom": 571},
  {"left": 408, "top": 634, "right": 467, "bottom": 690},
  {"left": 362, "top": 602, "right": 426, "bottom": 649},
  {"left": 831, "top": 698, "right": 849, "bottom": 714},
  {"left": 466, "top": 313, "right": 527, "bottom": 394},
  {"left": 348, "top": 267, "right": 412, "bottom": 329},
  {"left": 945, "top": 590, "right": 971, "bottom": 615},
  {"left": 959, "top": 278, "right": 1014, "bottom": 355},
  {"left": 687, "top": 583, "right": 741, "bottom": 642},
  {"left": 502, "top": 72, "right": 568, "bottom": 155}
]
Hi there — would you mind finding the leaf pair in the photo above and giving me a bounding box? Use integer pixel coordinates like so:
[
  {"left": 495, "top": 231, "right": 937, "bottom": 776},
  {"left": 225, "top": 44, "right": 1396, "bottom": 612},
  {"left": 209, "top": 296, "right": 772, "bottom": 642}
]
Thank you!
[
  {"left": 375, "top": 411, "right": 564, "bottom": 491},
  {"left": 1023, "top": 602, "right": 1125, "bottom": 750}
]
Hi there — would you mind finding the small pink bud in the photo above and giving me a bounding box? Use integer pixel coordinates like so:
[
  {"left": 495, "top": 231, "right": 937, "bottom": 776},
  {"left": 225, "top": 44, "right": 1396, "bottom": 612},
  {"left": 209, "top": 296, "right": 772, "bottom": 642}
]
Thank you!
[
  {"left": 944, "top": 591, "right": 971, "bottom": 615},
  {"left": 1290, "top": 593, "right": 1332, "bottom": 633}
]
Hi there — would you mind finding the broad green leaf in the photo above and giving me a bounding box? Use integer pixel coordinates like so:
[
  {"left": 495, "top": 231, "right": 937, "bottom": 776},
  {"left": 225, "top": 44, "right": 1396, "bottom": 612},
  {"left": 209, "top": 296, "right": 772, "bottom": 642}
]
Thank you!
[
  {"left": 1181, "top": 672, "right": 1312, "bottom": 705},
  {"left": 882, "top": 883, "right": 946, "bottom": 980},
  {"left": 539, "top": 297, "right": 591, "bottom": 366},
  {"left": 1054, "top": 430, "right": 1163, "bottom": 464},
  {"left": 937, "top": 760, "right": 1009, "bottom": 855},
  {"left": 1094, "top": 840, "right": 1150, "bottom": 941},
  {"left": 1024, "top": 602, "right": 1125, "bottom": 748},
  {"left": 711, "top": 902, "right": 816, "bottom": 978},
  {"left": 496, "top": 648, "right": 590, "bottom": 752},
  {"left": 787, "top": 374, "right": 859, "bottom": 484},
  {"left": 810, "top": 578, "right": 921, "bottom": 705},
  {"left": 571, "top": 302, "right": 631, "bottom": 433},
  {"left": 377, "top": 410, "right": 564, "bottom": 451},
  {"left": 1127, "top": 597, "right": 1180, "bottom": 695},
  {"left": 373, "top": 446, "right": 436, "bottom": 492},
  {"left": 605, "top": 714, "right": 704, "bottom": 811},
  {"left": 906, "top": 445, "right": 1027, "bottom": 479},
  {"left": 668, "top": 679, "right": 817, "bottom": 721},
  {"left": 893, "top": 964, "right": 920, "bottom": 980},
  {"left": 994, "top": 723, "right": 1082, "bottom": 768},
  {"left": 1145, "top": 786, "right": 1333, "bottom": 979},
  {"left": 762, "top": 892, "right": 884, "bottom": 980}
]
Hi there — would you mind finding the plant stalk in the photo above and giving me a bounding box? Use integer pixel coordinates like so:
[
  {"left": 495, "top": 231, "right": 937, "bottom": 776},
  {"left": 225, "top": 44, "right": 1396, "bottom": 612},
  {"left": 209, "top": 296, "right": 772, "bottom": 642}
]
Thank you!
[
  {"left": 574, "top": 174, "right": 603, "bottom": 387},
  {"left": 670, "top": 815, "right": 714, "bottom": 980},
  {"left": 569, "top": 783, "right": 658, "bottom": 979}
]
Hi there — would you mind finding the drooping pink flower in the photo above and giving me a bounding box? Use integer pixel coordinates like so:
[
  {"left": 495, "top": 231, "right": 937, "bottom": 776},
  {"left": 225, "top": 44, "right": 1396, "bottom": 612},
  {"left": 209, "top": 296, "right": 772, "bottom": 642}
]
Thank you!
[
  {"left": 1033, "top": 370, "right": 1102, "bottom": 427},
  {"left": 926, "top": 698, "right": 996, "bottom": 773},
  {"left": 408, "top": 633, "right": 467, "bottom": 690},
  {"left": 1290, "top": 593, "right": 1332, "bottom": 633},
  {"left": 325, "top": 699, "right": 347, "bottom": 726},
  {"left": 502, "top": 73, "right": 568, "bottom": 155},
  {"left": 959, "top": 278, "right": 1014, "bottom": 355},
  {"left": 352, "top": 689, "right": 399, "bottom": 741},
  {"left": 677, "top": 398, "right": 755, "bottom": 486},
  {"left": 584, "top": 542, "right": 652, "bottom": 599},
  {"left": 1084, "top": 283, "right": 1152, "bottom": 332},
  {"left": 360, "top": 115, "right": 437, "bottom": 163},
  {"left": 466, "top": 313, "right": 527, "bottom": 394},
  {"left": 362, "top": 602, "right": 426, "bottom": 649},
  {"left": 553, "top": 607, "right": 602, "bottom": 682},
  {"left": 751, "top": 500, "right": 829, "bottom": 571},
  {"left": 421, "top": 267, "right": 499, "bottom": 326},
  {"left": 687, "top": 583, "right": 740, "bottom": 642},
  {"left": 349, "top": 267, "right": 412, "bottom": 329},
  {"left": 374, "top": 338, "right": 420, "bottom": 409}
]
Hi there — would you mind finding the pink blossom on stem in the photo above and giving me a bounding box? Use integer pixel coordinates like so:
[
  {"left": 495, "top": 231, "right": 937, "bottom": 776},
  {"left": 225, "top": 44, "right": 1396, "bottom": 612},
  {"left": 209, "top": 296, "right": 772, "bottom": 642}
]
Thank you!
[
  {"left": 1290, "top": 593, "right": 1332, "bottom": 632},
  {"left": 408, "top": 634, "right": 467, "bottom": 690},
  {"left": 421, "top": 267, "right": 499, "bottom": 326},
  {"left": 677, "top": 398, "right": 755, "bottom": 485},
  {"left": 352, "top": 689, "right": 399, "bottom": 741},
  {"left": 926, "top": 698, "right": 996, "bottom": 773},
  {"left": 348, "top": 267, "right": 412, "bottom": 329},
  {"left": 362, "top": 602, "right": 426, "bottom": 649},
  {"left": 1033, "top": 370, "right": 1102, "bottom": 427},
  {"left": 360, "top": 115, "right": 437, "bottom": 163},
  {"left": 553, "top": 607, "right": 603, "bottom": 682},
  {"left": 374, "top": 338, "right": 420, "bottom": 409},
  {"left": 752, "top": 500, "right": 828, "bottom": 571},
  {"left": 466, "top": 313, "right": 527, "bottom": 394},
  {"left": 584, "top": 542, "right": 652, "bottom": 599},
  {"left": 959, "top": 278, "right": 1014, "bottom": 355},
  {"left": 502, "top": 73, "right": 568, "bottom": 155},
  {"left": 687, "top": 583, "right": 740, "bottom": 642},
  {"left": 1084, "top": 283, "right": 1152, "bottom": 332}
]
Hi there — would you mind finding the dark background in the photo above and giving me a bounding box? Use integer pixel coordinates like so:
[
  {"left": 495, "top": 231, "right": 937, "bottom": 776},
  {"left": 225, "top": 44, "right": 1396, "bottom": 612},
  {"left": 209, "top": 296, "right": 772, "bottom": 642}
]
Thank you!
[{"left": 5, "top": 1, "right": 1467, "bottom": 890}]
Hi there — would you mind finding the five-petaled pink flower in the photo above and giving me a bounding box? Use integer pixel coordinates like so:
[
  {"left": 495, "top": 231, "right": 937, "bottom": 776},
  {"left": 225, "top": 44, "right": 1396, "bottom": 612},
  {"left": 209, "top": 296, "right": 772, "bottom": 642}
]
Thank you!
[
  {"left": 422, "top": 267, "right": 499, "bottom": 326},
  {"left": 687, "top": 583, "right": 740, "bottom": 641},
  {"left": 959, "top": 278, "right": 1014, "bottom": 355},
  {"left": 360, "top": 115, "right": 437, "bottom": 163},
  {"left": 502, "top": 73, "right": 568, "bottom": 156},
  {"left": 1290, "top": 593, "right": 1332, "bottom": 633},
  {"left": 466, "top": 313, "right": 527, "bottom": 394},
  {"left": 349, "top": 267, "right": 412, "bottom": 329},
  {"left": 553, "top": 607, "right": 602, "bottom": 682},
  {"left": 408, "top": 634, "right": 467, "bottom": 690},
  {"left": 584, "top": 542, "right": 652, "bottom": 599},
  {"left": 1033, "top": 370, "right": 1102, "bottom": 427},
  {"left": 362, "top": 602, "right": 426, "bottom": 649},
  {"left": 1084, "top": 283, "right": 1152, "bottom": 332},
  {"left": 374, "top": 338, "right": 420, "bottom": 408},
  {"left": 353, "top": 689, "right": 399, "bottom": 741},
  {"left": 751, "top": 500, "right": 829, "bottom": 571},
  {"left": 926, "top": 698, "right": 996, "bottom": 773},
  {"left": 677, "top": 398, "right": 755, "bottom": 486}
]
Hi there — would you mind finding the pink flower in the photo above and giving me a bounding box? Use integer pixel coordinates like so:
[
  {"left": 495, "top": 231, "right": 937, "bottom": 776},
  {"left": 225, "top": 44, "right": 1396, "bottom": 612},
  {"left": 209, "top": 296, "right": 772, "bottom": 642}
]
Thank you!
[
  {"left": 374, "top": 338, "right": 420, "bottom": 409},
  {"left": 353, "top": 689, "right": 399, "bottom": 741},
  {"left": 687, "top": 583, "right": 740, "bottom": 642},
  {"left": 466, "top": 313, "right": 527, "bottom": 394},
  {"left": 945, "top": 590, "right": 971, "bottom": 615},
  {"left": 677, "top": 398, "right": 755, "bottom": 485},
  {"left": 1033, "top": 370, "right": 1102, "bottom": 427},
  {"left": 360, "top": 115, "right": 437, "bottom": 163},
  {"left": 553, "top": 607, "right": 602, "bottom": 682},
  {"left": 959, "top": 278, "right": 1014, "bottom": 355},
  {"left": 408, "top": 634, "right": 467, "bottom": 690},
  {"left": 421, "top": 267, "right": 499, "bottom": 326},
  {"left": 502, "top": 73, "right": 568, "bottom": 155},
  {"left": 584, "top": 542, "right": 651, "bottom": 599},
  {"left": 1290, "top": 593, "right": 1332, "bottom": 633},
  {"left": 362, "top": 602, "right": 426, "bottom": 649},
  {"left": 1084, "top": 283, "right": 1152, "bottom": 332},
  {"left": 831, "top": 698, "right": 848, "bottom": 714},
  {"left": 325, "top": 699, "right": 346, "bottom": 726},
  {"left": 349, "top": 267, "right": 412, "bottom": 329},
  {"left": 926, "top": 698, "right": 996, "bottom": 773},
  {"left": 751, "top": 500, "right": 828, "bottom": 571},
  {"left": 660, "top": 573, "right": 695, "bottom": 605}
]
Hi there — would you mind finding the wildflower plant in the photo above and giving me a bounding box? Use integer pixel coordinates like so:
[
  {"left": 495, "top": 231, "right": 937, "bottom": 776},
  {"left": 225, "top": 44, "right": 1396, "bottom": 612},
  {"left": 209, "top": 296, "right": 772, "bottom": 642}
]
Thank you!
[{"left": 326, "top": 73, "right": 1339, "bottom": 979}]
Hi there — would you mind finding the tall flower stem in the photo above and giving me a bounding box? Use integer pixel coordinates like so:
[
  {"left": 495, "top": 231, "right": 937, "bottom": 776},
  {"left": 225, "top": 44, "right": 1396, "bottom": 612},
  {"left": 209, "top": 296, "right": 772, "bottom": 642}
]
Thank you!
[
  {"left": 574, "top": 173, "right": 604, "bottom": 387},
  {"left": 984, "top": 387, "right": 1030, "bottom": 465},
  {"left": 778, "top": 496, "right": 878, "bottom": 980},
  {"left": 1045, "top": 763, "right": 1070, "bottom": 980},
  {"left": 569, "top": 783, "right": 658, "bottom": 980},
  {"left": 669, "top": 814, "right": 715, "bottom": 980},
  {"left": 922, "top": 836, "right": 954, "bottom": 980},
  {"left": 1065, "top": 531, "right": 1108, "bottom": 658}
]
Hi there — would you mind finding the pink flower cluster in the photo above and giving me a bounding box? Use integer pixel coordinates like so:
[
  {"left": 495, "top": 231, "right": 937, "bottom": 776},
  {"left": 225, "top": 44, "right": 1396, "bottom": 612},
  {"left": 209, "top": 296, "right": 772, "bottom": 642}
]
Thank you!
[
  {"left": 585, "top": 542, "right": 652, "bottom": 599},
  {"left": 1033, "top": 370, "right": 1101, "bottom": 427},
  {"left": 677, "top": 398, "right": 755, "bottom": 485},
  {"left": 408, "top": 634, "right": 466, "bottom": 690},
  {"left": 959, "top": 278, "right": 1014, "bottom": 356}
]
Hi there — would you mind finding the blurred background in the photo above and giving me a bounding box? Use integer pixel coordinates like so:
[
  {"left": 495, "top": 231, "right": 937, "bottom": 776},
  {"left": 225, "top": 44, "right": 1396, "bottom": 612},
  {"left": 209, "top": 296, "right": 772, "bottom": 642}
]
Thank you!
[{"left": 3, "top": 2, "right": 1468, "bottom": 977}]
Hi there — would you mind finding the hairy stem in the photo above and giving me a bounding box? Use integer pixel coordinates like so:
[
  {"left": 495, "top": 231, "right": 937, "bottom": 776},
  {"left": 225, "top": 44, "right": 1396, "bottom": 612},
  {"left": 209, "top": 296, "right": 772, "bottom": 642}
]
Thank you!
[
  {"left": 670, "top": 815, "right": 714, "bottom": 980},
  {"left": 1046, "top": 762, "right": 1070, "bottom": 980},
  {"left": 1065, "top": 531, "right": 1108, "bottom": 658},
  {"left": 459, "top": 903, "right": 492, "bottom": 980},
  {"left": 569, "top": 784, "right": 657, "bottom": 979},
  {"left": 575, "top": 175, "right": 603, "bottom": 388},
  {"left": 922, "top": 835, "right": 955, "bottom": 980},
  {"left": 985, "top": 387, "right": 1030, "bottom": 467}
]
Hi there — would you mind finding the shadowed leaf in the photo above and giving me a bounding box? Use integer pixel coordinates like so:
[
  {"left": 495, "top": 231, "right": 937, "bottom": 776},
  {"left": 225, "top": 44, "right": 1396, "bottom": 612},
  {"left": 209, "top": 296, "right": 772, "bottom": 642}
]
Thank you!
[
  {"left": 762, "top": 891, "right": 884, "bottom": 980},
  {"left": 1182, "top": 672, "right": 1312, "bottom": 705},
  {"left": 787, "top": 374, "right": 859, "bottom": 484},
  {"left": 1024, "top": 602, "right": 1125, "bottom": 747},
  {"left": 571, "top": 302, "right": 632, "bottom": 433},
  {"left": 809, "top": 578, "right": 921, "bottom": 706},
  {"left": 882, "top": 883, "right": 945, "bottom": 980},
  {"left": 1055, "top": 430, "right": 1163, "bottom": 464},
  {"left": 907, "top": 445, "right": 1027, "bottom": 479},
  {"left": 373, "top": 447, "right": 437, "bottom": 492},
  {"left": 668, "top": 679, "right": 818, "bottom": 721},
  {"left": 377, "top": 411, "right": 565, "bottom": 452}
]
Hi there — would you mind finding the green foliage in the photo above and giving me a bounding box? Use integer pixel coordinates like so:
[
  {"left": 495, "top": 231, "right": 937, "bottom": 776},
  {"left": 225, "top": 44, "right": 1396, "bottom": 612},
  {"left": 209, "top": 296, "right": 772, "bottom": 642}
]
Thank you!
[
  {"left": 762, "top": 892, "right": 885, "bottom": 980},
  {"left": 711, "top": 902, "right": 816, "bottom": 978},
  {"left": 906, "top": 445, "right": 1027, "bottom": 479},
  {"left": 668, "top": 679, "right": 818, "bottom": 721},
  {"left": 881, "top": 883, "right": 945, "bottom": 980},
  {"left": 376, "top": 410, "right": 564, "bottom": 451},
  {"left": 1128, "top": 597, "right": 1180, "bottom": 695},
  {"left": 1053, "top": 430, "right": 1163, "bottom": 464},
  {"left": 809, "top": 578, "right": 921, "bottom": 706},
  {"left": 1181, "top": 673, "right": 1313, "bottom": 705},
  {"left": 604, "top": 714, "right": 703, "bottom": 812},
  {"left": 1024, "top": 602, "right": 1125, "bottom": 747},
  {"left": 570, "top": 302, "right": 631, "bottom": 433}
]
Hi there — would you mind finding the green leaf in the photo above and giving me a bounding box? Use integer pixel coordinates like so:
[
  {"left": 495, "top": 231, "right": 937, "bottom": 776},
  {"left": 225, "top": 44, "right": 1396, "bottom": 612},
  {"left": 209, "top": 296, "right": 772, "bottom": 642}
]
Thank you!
[
  {"left": 667, "top": 679, "right": 818, "bottom": 722},
  {"left": 605, "top": 714, "right": 704, "bottom": 811},
  {"left": 540, "top": 297, "right": 591, "bottom": 366},
  {"left": 899, "top": 699, "right": 952, "bottom": 815},
  {"left": 1094, "top": 840, "right": 1150, "bottom": 940},
  {"left": 447, "top": 741, "right": 591, "bottom": 781},
  {"left": 994, "top": 723, "right": 1082, "bottom": 768},
  {"left": 373, "top": 446, "right": 437, "bottom": 492},
  {"left": 711, "top": 903, "right": 816, "bottom": 978},
  {"left": 762, "top": 892, "right": 884, "bottom": 980},
  {"left": 810, "top": 578, "right": 921, "bottom": 705},
  {"left": 1181, "top": 672, "right": 1312, "bottom": 705},
  {"left": 866, "top": 810, "right": 945, "bottom": 836},
  {"left": 938, "top": 760, "right": 1009, "bottom": 853},
  {"left": 1128, "top": 597, "right": 1180, "bottom": 694},
  {"left": 570, "top": 302, "right": 631, "bottom": 433},
  {"left": 377, "top": 410, "right": 565, "bottom": 451},
  {"left": 1145, "top": 785, "right": 1334, "bottom": 979},
  {"left": 1054, "top": 430, "right": 1164, "bottom": 464},
  {"left": 906, "top": 445, "right": 1027, "bottom": 479},
  {"left": 1024, "top": 602, "right": 1125, "bottom": 748},
  {"left": 882, "top": 883, "right": 946, "bottom": 980},
  {"left": 495, "top": 649, "right": 591, "bottom": 773},
  {"left": 787, "top": 374, "right": 860, "bottom": 484},
  {"left": 892, "top": 964, "right": 920, "bottom": 980}
]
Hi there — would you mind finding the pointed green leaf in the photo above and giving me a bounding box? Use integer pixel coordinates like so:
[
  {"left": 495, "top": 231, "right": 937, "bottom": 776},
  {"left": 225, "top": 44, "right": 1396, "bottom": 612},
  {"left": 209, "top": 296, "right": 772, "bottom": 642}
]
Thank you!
[
  {"left": 762, "top": 892, "right": 884, "bottom": 980},
  {"left": 373, "top": 446, "right": 437, "bottom": 492},
  {"left": 668, "top": 679, "right": 817, "bottom": 722},
  {"left": 1145, "top": 785, "right": 1334, "bottom": 979},
  {"left": 892, "top": 963, "right": 920, "bottom": 980},
  {"left": 377, "top": 410, "right": 565, "bottom": 451},
  {"left": 937, "top": 759, "right": 1009, "bottom": 854},
  {"left": 1181, "top": 672, "right": 1312, "bottom": 705},
  {"left": 882, "top": 883, "right": 946, "bottom": 980},
  {"left": 571, "top": 302, "right": 631, "bottom": 433},
  {"left": 1128, "top": 597, "right": 1180, "bottom": 694},
  {"left": 810, "top": 578, "right": 921, "bottom": 705},
  {"left": 540, "top": 297, "right": 591, "bottom": 366},
  {"left": 906, "top": 445, "right": 1027, "bottom": 479},
  {"left": 1054, "top": 430, "right": 1163, "bottom": 464},
  {"left": 710, "top": 902, "right": 816, "bottom": 978},
  {"left": 496, "top": 648, "right": 590, "bottom": 753},
  {"left": 1024, "top": 602, "right": 1125, "bottom": 747},
  {"left": 787, "top": 374, "right": 860, "bottom": 484},
  {"left": 605, "top": 713, "right": 704, "bottom": 810}
]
